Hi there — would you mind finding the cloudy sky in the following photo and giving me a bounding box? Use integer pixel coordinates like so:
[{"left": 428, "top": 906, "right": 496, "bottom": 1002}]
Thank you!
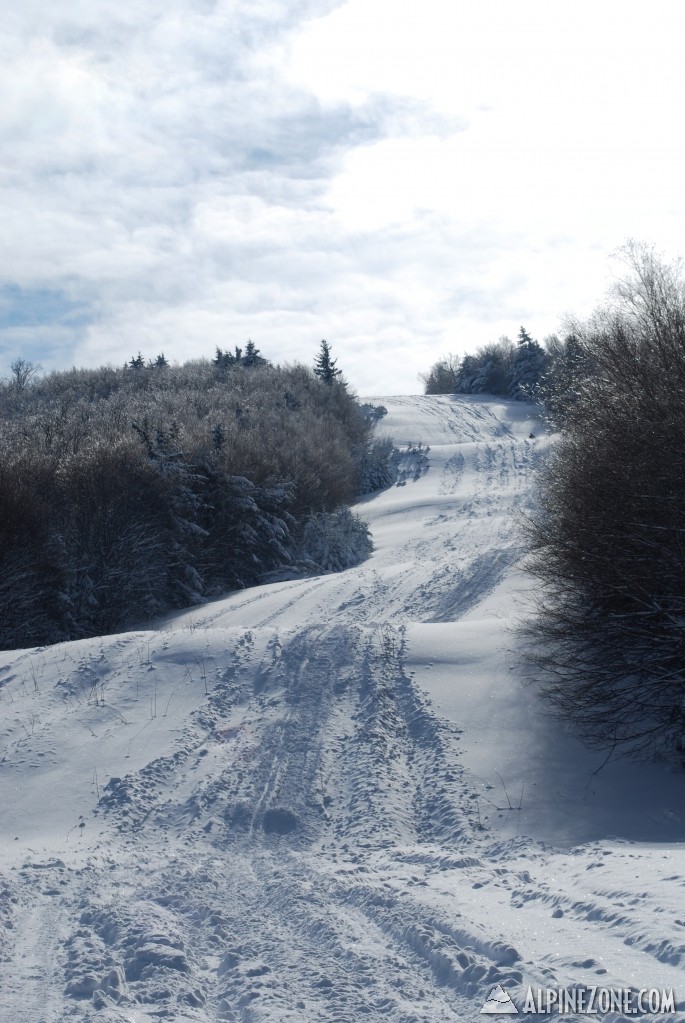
[{"left": 2, "top": 0, "right": 685, "bottom": 394}]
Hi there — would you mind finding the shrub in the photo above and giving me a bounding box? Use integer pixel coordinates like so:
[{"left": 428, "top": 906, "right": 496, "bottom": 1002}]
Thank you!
[
  {"left": 524, "top": 242, "right": 685, "bottom": 762},
  {"left": 356, "top": 438, "right": 399, "bottom": 494},
  {"left": 300, "top": 507, "right": 373, "bottom": 573}
]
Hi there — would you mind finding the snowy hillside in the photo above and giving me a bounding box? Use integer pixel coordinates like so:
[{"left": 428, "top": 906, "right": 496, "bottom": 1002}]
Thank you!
[{"left": 1, "top": 394, "right": 683, "bottom": 1022}]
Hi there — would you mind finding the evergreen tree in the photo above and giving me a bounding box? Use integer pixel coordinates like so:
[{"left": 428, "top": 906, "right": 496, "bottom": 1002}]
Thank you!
[
  {"left": 243, "top": 340, "right": 266, "bottom": 368},
  {"left": 314, "top": 339, "right": 341, "bottom": 385},
  {"left": 534, "top": 333, "right": 590, "bottom": 425},
  {"left": 508, "top": 330, "right": 547, "bottom": 399},
  {"left": 213, "top": 346, "right": 242, "bottom": 368},
  {"left": 128, "top": 352, "right": 145, "bottom": 371},
  {"left": 212, "top": 423, "right": 226, "bottom": 451}
]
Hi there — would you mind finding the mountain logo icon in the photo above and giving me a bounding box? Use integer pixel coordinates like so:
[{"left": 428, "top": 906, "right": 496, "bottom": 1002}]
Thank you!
[{"left": 480, "top": 984, "right": 519, "bottom": 1014}]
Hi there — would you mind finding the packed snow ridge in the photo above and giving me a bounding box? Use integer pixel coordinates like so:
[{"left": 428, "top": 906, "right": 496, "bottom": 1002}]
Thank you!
[{"left": 0, "top": 394, "right": 684, "bottom": 1023}]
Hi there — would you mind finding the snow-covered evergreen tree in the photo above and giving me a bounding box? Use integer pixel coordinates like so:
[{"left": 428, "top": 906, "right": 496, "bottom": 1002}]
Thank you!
[
  {"left": 301, "top": 507, "right": 373, "bottom": 572},
  {"left": 507, "top": 330, "right": 547, "bottom": 399},
  {"left": 356, "top": 438, "right": 399, "bottom": 493}
]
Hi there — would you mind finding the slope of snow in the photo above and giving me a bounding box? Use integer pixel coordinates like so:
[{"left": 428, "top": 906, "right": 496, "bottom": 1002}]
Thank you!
[{"left": 0, "top": 394, "right": 683, "bottom": 1023}]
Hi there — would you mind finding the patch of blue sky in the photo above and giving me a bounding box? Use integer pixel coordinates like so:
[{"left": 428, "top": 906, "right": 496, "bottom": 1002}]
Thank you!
[
  {"left": 0, "top": 285, "right": 94, "bottom": 331},
  {"left": 0, "top": 287, "right": 96, "bottom": 373}
]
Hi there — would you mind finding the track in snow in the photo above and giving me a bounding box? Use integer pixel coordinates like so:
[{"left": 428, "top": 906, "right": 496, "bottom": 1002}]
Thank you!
[{"left": 1, "top": 395, "right": 684, "bottom": 1023}]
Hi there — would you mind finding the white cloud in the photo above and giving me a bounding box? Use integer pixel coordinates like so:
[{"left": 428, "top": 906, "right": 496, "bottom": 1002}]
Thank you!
[{"left": 1, "top": 0, "right": 685, "bottom": 394}]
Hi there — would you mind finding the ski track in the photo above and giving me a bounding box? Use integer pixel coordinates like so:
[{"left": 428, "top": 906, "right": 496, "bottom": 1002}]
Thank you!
[{"left": 1, "top": 395, "right": 684, "bottom": 1022}]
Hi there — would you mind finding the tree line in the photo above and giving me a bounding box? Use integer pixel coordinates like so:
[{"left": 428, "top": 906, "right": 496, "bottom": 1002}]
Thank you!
[
  {"left": 0, "top": 341, "right": 394, "bottom": 648},
  {"left": 420, "top": 326, "right": 548, "bottom": 401},
  {"left": 422, "top": 243, "right": 685, "bottom": 764},
  {"left": 420, "top": 325, "right": 593, "bottom": 424}
]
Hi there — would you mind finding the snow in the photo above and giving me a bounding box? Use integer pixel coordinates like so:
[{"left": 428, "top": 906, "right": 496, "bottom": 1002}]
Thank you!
[{"left": 0, "top": 393, "right": 684, "bottom": 1022}]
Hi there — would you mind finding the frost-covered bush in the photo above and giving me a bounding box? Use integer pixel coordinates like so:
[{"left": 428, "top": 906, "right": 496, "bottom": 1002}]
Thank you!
[
  {"left": 356, "top": 438, "right": 399, "bottom": 494},
  {"left": 359, "top": 402, "right": 387, "bottom": 425},
  {"left": 301, "top": 507, "right": 373, "bottom": 573},
  {"left": 525, "top": 242, "right": 685, "bottom": 762},
  {"left": 394, "top": 443, "right": 430, "bottom": 485},
  {"left": 531, "top": 333, "right": 594, "bottom": 427}
]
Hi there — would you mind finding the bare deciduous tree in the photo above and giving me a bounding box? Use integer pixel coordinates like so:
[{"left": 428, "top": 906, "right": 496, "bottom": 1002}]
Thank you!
[
  {"left": 524, "top": 242, "right": 685, "bottom": 762},
  {"left": 9, "top": 357, "right": 40, "bottom": 389}
]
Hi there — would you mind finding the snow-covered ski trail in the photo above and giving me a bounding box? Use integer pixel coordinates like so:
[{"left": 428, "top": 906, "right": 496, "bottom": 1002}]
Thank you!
[{"left": 0, "top": 395, "right": 684, "bottom": 1022}]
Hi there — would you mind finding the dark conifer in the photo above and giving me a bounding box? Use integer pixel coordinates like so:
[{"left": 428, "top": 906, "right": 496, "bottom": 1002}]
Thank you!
[{"left": 314, "top": 339, "right": 341, "bottom": 385}]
